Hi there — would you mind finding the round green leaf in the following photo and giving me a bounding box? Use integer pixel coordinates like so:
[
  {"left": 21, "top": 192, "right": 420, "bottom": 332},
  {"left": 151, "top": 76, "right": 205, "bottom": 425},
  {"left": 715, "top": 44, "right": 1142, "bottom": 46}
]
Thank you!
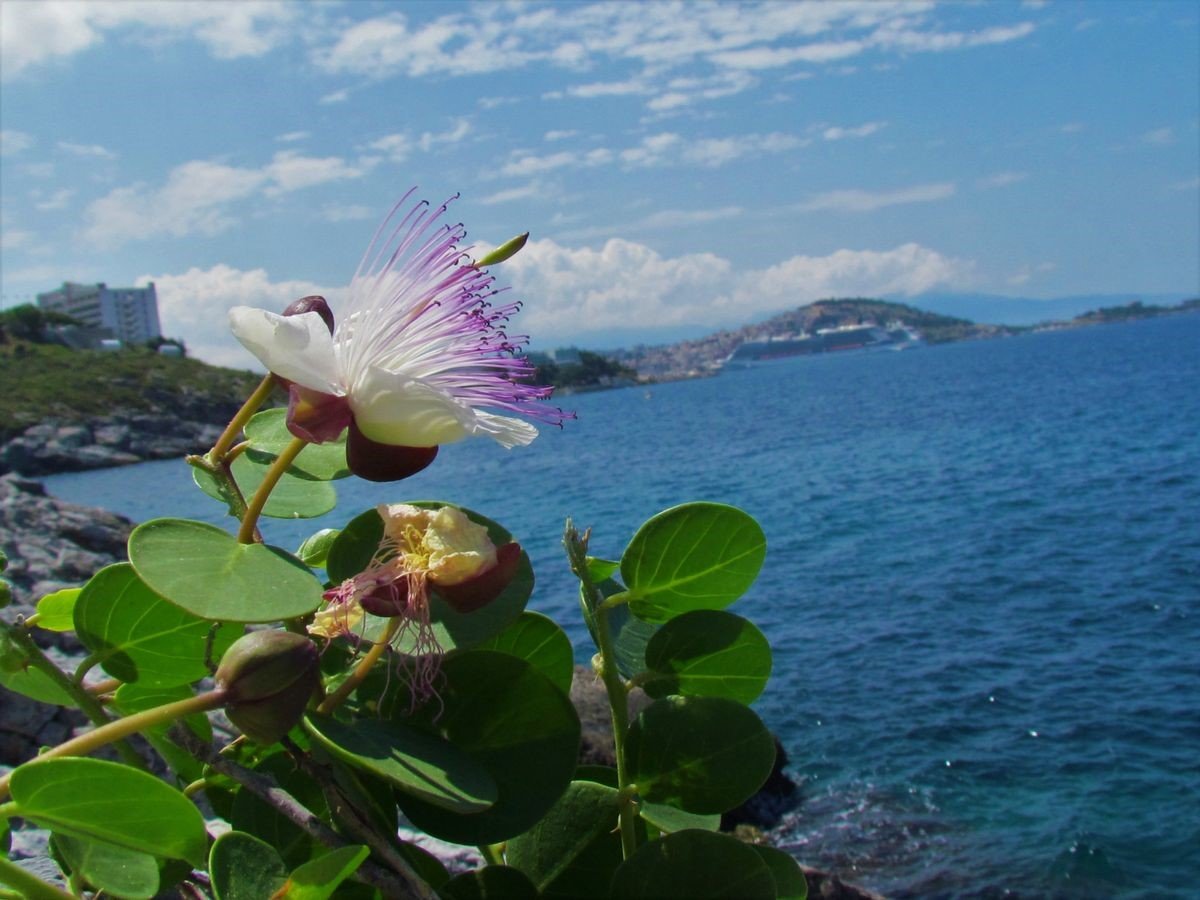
[
  {"left": 439, "top": 866, "right": 540, "bottom": 900},
  {"left": 304, "top": 713, "right": 497, "bottom": 814},
  {"left": 609, "top": 830, "right": 776, "bottom": 899},
  {"left": 506, "top": 780, "right": 625, "bottom": 899},
  {"left": 750, "top": 845, "right": 809, "bottom": 900},
  {"left": 209, "top": 831, "right": 287, "bottom": 900},
  {"left": 475, "top": 611, "right": 574, "bottom": 695},
  {"left": 33, "top": 588, "right": 80, "bottom": 632},
  {"left": 638, "top": 802, "right": 720, "bottom": 834},
  {"left": 53, "top": 834, "right": 160, "bottom": 899},
  {"left": 642, "top": 610, "right": 771, "bottom": 704},
  {"left": 244, "top": 408, "right": 350, "bottom": 481},
  {"left": 74, "top": 563, "right": 240, "bottom": 687},
  {"left": 128, "top": 518, "right": 323, "bottom": 622},
  {"left": 622, "top": 503, "right": 766, "bottom": 623},
  {"left": 9, "top": 758, "right": 208, "bottom": 866},
  {"left": 0, "top": 653, "right": 75, "bottom": 705},
  {"left": 279, "top": 844, "right": 370, "bottom": 899},
  {"left": 627, "top": 696, "right": 775, "bottom": 815},
  {"left": 295, "top": 528, "right": 340, "bottom": 567},
  {"left": 325, "top": 504, "right": 532, "bottom": 651},
  {"left": 390, "top": 650, "right": 581, "bottom": 845},
  {"left": 193, "top": 453, "right": 336, "bottom": 520}
]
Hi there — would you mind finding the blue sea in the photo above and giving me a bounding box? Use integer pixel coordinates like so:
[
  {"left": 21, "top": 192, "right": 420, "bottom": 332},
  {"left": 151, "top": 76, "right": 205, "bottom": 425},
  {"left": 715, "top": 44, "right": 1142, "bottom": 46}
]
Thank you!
[{"left": 45, "top": 314, "right": 1200, "bottom": 899}]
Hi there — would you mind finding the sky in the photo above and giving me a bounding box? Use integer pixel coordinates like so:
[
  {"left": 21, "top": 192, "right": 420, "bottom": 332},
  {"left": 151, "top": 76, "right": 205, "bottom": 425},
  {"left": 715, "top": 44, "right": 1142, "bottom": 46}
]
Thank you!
[{"left": 1, "top": 0, "right": 1197, "bottom": 367}]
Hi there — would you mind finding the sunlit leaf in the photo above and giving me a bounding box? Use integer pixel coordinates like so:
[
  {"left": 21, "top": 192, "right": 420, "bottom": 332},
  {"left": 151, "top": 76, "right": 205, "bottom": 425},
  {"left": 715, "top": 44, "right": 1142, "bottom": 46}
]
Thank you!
[
  {"left": 277, "top": 844, "right": 369, "bottom": 899},
  {"left": 244, "top": 408, "right": 350, "bottom": 481},
  {"left": 74, "top": 563, "right": 239, "bottom": 687},
  {"left": 53, "top": 833, "right": 159, "bottom": 899},
  {"left": 9, "top": 758, "right": 207, "bottom": 866},
  {"left": 475, "top": 611, "right": 574, "bottom": 695},
  {"left": 129, "top": 518, "right": 323, "bottom": 622},
  {"left": 33, "top": 588, "right": 80, "bottom": 632},
  {"left": 209, "top": 831, "right": 287, "bottom": 900},
  {"left": 193, "top": 453, "right": 336, "bottom": 520},
  {"left": 296, "top": 528, "right": 340, "bottom": 567},
  {"left": 622, "top": 503, "right": 766, "bottom": 623}
]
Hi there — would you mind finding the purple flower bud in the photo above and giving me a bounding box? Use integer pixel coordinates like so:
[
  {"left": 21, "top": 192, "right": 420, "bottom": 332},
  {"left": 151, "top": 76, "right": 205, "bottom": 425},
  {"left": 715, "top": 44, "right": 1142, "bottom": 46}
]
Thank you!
[{"left": 282, "top": 295, "right": 335, "bottom": 334}]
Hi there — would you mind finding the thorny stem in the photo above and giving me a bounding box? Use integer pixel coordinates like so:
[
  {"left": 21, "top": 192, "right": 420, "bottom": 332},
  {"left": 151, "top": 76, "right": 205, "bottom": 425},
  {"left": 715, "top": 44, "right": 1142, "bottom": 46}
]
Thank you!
[
  {"left": 0, "top": 689, "right": 226, "bottom": 801},
  {"left": 563, "top": 520, "right": 640, "bottom": 860},
  {"left": 0, "top": 620, "right": 144, "bottom": 771},
  {"left": 237, "top": 435, "right": 308, "bottom": 544},
  {"left": 316, "top": 618, "right": 402, "bottom": 715}
]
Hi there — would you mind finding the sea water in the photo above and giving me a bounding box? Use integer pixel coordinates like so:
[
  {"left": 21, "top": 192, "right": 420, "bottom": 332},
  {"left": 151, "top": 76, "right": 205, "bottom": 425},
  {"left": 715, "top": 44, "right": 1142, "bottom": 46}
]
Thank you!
[{"left": 43, "top": 313, "right": 1200, "bottom": 898}]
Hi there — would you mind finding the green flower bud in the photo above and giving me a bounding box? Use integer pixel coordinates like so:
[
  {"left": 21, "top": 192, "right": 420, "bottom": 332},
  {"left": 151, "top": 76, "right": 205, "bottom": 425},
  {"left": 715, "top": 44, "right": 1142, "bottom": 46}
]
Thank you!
[
  {"left": 474, "top": 232, "right": 529, "bottom": 267},
  {"left": 216, "top": 630, "right": 320, "bottom": 744}
]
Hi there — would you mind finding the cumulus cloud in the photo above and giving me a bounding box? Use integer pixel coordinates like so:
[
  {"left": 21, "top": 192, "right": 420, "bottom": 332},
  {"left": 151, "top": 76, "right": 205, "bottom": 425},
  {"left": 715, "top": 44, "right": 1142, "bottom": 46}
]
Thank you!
[
  {"left": 0, "top": 130, "right": 34, "bottom": 155},
  {"left": 142, "top": 264, "right": 343, "bottom": 368},
  {"left": 146, "top": 237, "right": 971, "bottom": 364},
  {"left": 502, "top": 237, "right": 972, "bottom": 343},
  {"left": 1, "top": 0, "right": 299, "bottom": 79}
]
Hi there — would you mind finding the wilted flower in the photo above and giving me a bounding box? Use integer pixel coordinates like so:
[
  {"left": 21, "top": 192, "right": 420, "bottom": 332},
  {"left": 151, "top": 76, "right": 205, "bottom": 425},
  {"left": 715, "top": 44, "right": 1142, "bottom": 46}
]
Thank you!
[
  {"left": 311, "top": 503, "right": 521, "bottom": 701},
  {"left": 228, "top": 190, "right": 570, "bottom": 481}
]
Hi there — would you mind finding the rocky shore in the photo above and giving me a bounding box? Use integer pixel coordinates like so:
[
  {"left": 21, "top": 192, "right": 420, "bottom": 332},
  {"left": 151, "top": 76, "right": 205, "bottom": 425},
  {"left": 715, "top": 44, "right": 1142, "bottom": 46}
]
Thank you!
[{"left": 0, "top": 414, "right": 225, "bottom": 477}]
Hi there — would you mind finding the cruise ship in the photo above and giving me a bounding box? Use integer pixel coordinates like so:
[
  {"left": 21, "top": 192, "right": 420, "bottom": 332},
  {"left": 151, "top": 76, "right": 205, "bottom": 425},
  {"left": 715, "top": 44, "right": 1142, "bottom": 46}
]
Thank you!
[{"left": 722, "top": 321, "right": 921, "bottom": 368}]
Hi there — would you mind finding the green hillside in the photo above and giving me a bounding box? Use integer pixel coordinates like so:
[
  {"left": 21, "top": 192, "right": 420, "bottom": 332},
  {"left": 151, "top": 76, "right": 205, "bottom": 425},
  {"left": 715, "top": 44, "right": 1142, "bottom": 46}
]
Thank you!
[{"left": 0, "top": 341, "right": 265, "bottom": 444}]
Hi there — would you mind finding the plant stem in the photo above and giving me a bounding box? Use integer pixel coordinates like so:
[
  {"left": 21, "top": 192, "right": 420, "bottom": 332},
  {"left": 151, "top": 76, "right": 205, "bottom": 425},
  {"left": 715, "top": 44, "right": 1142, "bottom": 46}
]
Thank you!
[
  {"left": 0, "top": 620, "right": 143, "bottom": 770},
  {"left": 563, "top": 521, "right": 639, "bottom": 859},
  {"left": 0, "top": 856, "right": 75, "bottom": 900},
  {"left": 237, "top": 435, "right": 308, "bottom": 544},
  {"left": 0, "top": 690, "right": 226, "bottom": 801},
  {"left": 316, "top": 619, "right": 401, "bottom": 715},
  {"left": 209, "top": 374, "right": 276, "bottom": 463}
]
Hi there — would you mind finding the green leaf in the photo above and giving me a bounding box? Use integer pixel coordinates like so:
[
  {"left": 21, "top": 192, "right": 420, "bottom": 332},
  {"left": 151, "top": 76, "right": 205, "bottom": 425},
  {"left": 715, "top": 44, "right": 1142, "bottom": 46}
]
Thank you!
[
  {"left": 33, "top": 588, "right": 80, "bottom": 631},
  {"left": 641, "top": 610, "right": 771, "bottom": 704},
  {"left": 0, "top": 651, "right": 75, "bottom": 705},
  {"left": 622, "top": 503, "right": 766, "bottom": 623},
  {"left": 638, "top": 802, "right": 721, "bottom": 834},
  {"left": 609, "top": 830, "right": 776, "bottom": 899},
  {"left": 750, "top": 845, "right": 808, "bottom": 900},
  {"left": 244, "top": 408, "right": 350, "bottom": 481},
  {"left": 586, "top": 584, "right": 657, "bottom": 679},
  {"left": 9, "top": 758, "right": 208, "bottom": 866},
  {"left": 439, "top": 866, "right": 540, "bottom": 900},
  {"left": 389, "top": 650, "right": 581, "bottom": 845},
  {"left": 326, "top": 504, "right": 532, "bottom": 650},
  {"left": 506, "top": 780, "right": 625, "bottom": 899},
  {"left": 193, "top": 453, "right": 337, "bottom": 520},
  {"left": 475, "top": 611, "right": 574, "bottom": 695},
  {"left": 209, "top": 831, "right": 288, "bottom": 900},
  {"left": 277, "top": 844, "right": 369, "bottom": 899},
  {"left": 627, "top": 696, "right": 775, "bottom": 815},
  {"left": 304, "top": 713, "right": 497, "bottom": 814},
  {"left": 586, "top": 557, "right": 620, "bottom": 582},
  {"left": 52, "top": 833, "right": 160, "bottom": 899},
  {"left": 296, "top": 528, "right": 340, "bottom": 567},
  {"left": 128, "top": 518, "right": 323, "bottom": 623},
  {"left": 113, "top": 683, "right": 212, "bottom": 783},
  {"left": 74, "top": 563, "right": 240, "bottom": 687}
]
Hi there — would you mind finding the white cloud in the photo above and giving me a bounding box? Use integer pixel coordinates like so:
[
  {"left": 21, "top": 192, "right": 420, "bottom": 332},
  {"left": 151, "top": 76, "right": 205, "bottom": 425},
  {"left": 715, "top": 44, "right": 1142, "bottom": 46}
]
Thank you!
[
  {"left": 33, "top": 188, "right": 75, "bottom": 211},
  {"left": 0, "top": 130, "right": 34, "bottom": 155},
  {"left": 544, "top": 130, "right": 578, "bottom": 142},
  {"left": 319, "top": 88, "right": 350, "bottom": 105},
  {"left": 368, "top": 134, "right": 413, "bottom": 163},
  {"left": 418, "top": 118, "right": 471, "bottom": 152},
  {"left": 480, "top": 183, "right": 544, "bottom": 205},
  {"left": 976, "top": 171, "right": 1028, "bottom": 189},
  {"left": 504, "top": 236, "right": 972, "bottom": 341},
  {"left": 142, "top": 264, "right": 342, "bottom": 367},
  {"left": 796, "top": 182, "right": 956, "bottom": 213},
  {"left": 619, "top": 133, "right": 682, "bottom": 168},
  {"left": 57, "top": 140, "right": 117, "bottom": 159},
  {"left": 500, "top": 148, "right": 614, "bottom": 178},
  {"left": 0, "top": 229, "right": 36, "bottom": 251},
  {"left": 276, "top": 131, "right": 311, "bottom": 143},
  {"left": 1, "top": 0, "right": 299, "bottom": 79},
  {"left": 1141, "top": 127, "right": 1174, "bottom": 146},
  {"left": 682, "top": 132, "right": 803, "bottom": 167},
  {"left": 820, "top": 121, "right": 887, "bottom": 141},
  {"left": 81, "top": 152, "right": 370, "bottom": 246}
]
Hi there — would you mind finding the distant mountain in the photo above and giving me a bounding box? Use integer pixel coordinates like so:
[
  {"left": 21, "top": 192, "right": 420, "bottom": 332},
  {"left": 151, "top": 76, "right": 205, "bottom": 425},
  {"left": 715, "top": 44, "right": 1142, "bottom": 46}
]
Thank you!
[{"left": 895, "top": 291, "right": 1193, "bottom": 326}]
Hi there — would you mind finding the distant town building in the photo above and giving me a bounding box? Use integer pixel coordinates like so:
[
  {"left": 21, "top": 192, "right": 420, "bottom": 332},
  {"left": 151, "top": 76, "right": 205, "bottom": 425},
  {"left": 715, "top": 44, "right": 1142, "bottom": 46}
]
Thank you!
[{"left": 36, "top": 281, "right": 161, "bottom": 345}]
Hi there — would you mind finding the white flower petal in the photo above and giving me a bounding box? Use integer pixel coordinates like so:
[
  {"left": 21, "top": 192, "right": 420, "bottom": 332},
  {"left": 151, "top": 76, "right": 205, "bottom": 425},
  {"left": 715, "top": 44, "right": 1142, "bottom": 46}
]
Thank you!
[
  {"left": 228, "top": 307, "right": 343, "bottom": 395},
  {"left": 471, "top": 412, "right": 539, "bottom": 449},
  {"left": 350, "top": 365, "right": 475, "bottom": 447}
]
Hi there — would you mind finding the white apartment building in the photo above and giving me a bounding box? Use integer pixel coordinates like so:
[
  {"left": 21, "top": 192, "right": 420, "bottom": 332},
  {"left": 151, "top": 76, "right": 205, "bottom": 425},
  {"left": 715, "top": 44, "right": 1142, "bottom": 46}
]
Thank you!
[{"left": 36, "top": 281, "right": 162, "bottom": 345}]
